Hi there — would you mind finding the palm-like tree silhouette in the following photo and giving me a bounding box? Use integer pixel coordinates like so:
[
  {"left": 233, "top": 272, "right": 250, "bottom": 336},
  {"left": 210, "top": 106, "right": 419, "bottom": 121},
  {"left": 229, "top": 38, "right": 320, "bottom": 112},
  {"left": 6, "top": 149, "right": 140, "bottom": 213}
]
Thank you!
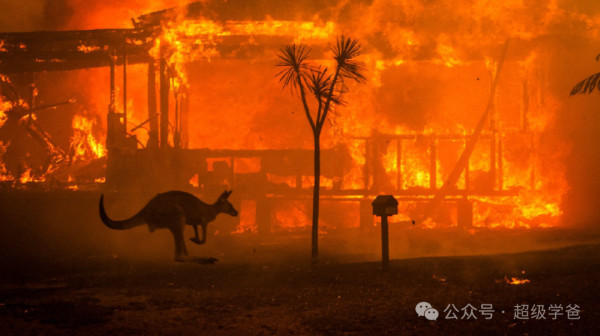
[
  {"left": 276, "top": 36, "right": 365, "bottom": 264},
  {"left": 571, "top": 54, "right": 600, "bottom": 96}
]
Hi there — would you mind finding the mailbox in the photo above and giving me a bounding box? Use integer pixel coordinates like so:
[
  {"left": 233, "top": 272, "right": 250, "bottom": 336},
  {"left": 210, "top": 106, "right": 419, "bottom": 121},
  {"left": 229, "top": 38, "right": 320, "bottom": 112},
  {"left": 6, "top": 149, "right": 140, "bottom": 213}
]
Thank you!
[
  {"left": 372, "top": 195, "right": 398, "bottom": 271},
  {"left": 372, "top": 195, "right": 398, "bottom": 216}
]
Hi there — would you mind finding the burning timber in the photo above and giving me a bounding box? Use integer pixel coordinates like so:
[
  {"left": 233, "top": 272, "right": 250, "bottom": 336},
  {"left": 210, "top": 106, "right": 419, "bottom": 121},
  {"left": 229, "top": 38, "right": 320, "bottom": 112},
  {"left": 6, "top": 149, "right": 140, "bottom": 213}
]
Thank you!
[{"left": 0, "top": 1, "right": 569, "bottom": 233}]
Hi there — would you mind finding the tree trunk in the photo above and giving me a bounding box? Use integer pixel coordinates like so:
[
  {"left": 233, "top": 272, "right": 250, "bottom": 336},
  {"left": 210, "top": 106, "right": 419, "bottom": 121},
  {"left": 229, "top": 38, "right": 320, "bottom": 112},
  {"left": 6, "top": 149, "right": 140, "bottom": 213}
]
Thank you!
[{"left": 312, "top": 132, "right": 320, "bottom": 264}]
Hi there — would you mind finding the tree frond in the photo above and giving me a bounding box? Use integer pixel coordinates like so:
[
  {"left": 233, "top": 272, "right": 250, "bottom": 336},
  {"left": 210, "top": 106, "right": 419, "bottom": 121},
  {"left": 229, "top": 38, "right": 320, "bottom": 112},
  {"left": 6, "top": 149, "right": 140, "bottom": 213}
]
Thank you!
[
  {"left": 570, "top": 71, "right": 600, "bottom": 96},
  {"left": 275, "top": 44, "right": 313, "bottom": 92},
  {"left": 306, "top": 68, "right": 339, "bottom": 105},
  {"left": 331, "top": 36, "right": 367, "bottom": 83}
]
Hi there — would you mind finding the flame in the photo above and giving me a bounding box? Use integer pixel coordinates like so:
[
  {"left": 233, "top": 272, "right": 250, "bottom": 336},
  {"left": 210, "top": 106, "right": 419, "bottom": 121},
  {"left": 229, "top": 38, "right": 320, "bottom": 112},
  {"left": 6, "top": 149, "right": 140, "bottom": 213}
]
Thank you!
[
  {"left": 150, "top": 19, "right": 334, "bottom": 90},
  {"left": 232, "top": 200, "right": 257, "bottom": 234},
  {"left": 70, "top": 114, "right": 106, "bottom": 162},
  {"left": 434, "top": 35, "right": 463, "bottom": 68},
  {"left": 77, "top": 44, "right": 101, "bottom": 53},
  {"left": 0, "top": 170, "right": 10, "bottom": 182},
  {"left": 502, "top": 276, "right": 531, "bottom": 285},
  {"left": 273, "top": 201, "right": 310, "bottom": 233},
  {"left": 0, "top": 104, "right": 9, "bottom": 128},
  {"left": 189, "top": 174, "right": 199, "bottom": 187},
  {"left": 18, "top": 169, "right": 45, "bottom": 184},
  {"left": 3, "top": 0, "right": 580, "bottom": 231}
]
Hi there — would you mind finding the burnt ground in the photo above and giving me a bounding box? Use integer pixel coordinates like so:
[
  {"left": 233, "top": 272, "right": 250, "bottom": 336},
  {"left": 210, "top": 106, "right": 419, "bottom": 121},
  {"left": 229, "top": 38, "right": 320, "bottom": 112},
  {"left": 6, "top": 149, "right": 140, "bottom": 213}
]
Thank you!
[
  {"left": 0, "top": 244, "right": 599, "bottom": 336},
  {"left": 0, "top": 190, "right": 599, "bottom": 335}
]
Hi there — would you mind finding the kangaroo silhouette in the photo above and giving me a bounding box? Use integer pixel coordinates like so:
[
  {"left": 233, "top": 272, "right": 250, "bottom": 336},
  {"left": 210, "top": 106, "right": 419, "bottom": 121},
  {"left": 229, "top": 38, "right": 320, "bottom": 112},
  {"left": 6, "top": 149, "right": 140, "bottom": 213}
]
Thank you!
[{"left": 99, "top": 190, "right": 238, "bottom": 263}]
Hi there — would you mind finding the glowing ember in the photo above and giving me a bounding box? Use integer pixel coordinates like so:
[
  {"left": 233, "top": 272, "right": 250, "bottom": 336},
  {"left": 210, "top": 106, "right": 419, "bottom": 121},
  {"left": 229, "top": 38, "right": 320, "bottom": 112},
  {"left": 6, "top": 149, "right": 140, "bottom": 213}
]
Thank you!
[
  {"left": 0, "top": 105, "right": 9, "bottom": 127},
  {"left": 500, "top": 276, "right": 531, "bottom": 285},
  {"left": 432, "top": 274, "right": 447, "bottom": 282},
  {"left": 0, "top": 160, "right": 10, "bottom": 182},
  {"left": 18, "top": 169, "right": 45, "bottom": 184},
  {"left": 77, "top": 44, "right": 101, "bottom": 53}
]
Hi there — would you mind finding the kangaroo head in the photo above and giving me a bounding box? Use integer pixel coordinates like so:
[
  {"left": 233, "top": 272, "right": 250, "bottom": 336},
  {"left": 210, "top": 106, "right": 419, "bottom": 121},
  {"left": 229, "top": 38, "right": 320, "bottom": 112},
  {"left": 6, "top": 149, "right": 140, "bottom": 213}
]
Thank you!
[{"left": 216, "top": 190, "right": 238, "bottom": 217}]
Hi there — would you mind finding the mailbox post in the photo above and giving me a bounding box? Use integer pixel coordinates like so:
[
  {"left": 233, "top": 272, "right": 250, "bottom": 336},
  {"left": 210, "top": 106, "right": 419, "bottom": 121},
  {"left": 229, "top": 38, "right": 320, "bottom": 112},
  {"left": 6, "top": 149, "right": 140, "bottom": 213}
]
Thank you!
[{"left": 372, "top": 195, "right": 398, "bottom": 271}]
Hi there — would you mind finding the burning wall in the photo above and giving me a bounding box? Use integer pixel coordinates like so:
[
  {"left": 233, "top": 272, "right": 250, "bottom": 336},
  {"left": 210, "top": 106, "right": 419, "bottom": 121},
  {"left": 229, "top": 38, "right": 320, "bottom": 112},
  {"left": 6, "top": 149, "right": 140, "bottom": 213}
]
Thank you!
[{"left": 2, "top": 0, "right": 600, "bottom": 231}]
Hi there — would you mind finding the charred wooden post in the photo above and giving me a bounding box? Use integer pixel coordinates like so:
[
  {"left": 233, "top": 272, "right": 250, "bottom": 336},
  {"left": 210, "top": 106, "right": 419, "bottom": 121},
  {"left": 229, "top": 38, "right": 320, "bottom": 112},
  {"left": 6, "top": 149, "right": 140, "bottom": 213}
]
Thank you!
[
  {"left": 109, "top": 52, "right": 116, "bottom": 113},
  {"left": 429, "top": 137, "right": 437, "bottom": 190},
  {"left": 159, "top": 53, "right": 170, "bottom": 148},
  {"left": 530, "top": 134, "right": 536, "bottom": 190},
  {"left": 497, "top": 135, "right": 503, "bottom": 190},
  {"left": 180, "top": 89, "right": 190, "bottom": 148},
  {"left": 147, "top": 61, "right": 159, "bottom": 148},
  {"left": 106, "top": 52, "right": 125, "bottom": 150},
  {"left": 122, "top": 43, "right": 128, "bottom": 133},
  {"left": 464, "top": 142, "right": 470, "bottom": 191},
  {"left": 490, "top": 73, "right": 498, "bottom": 190},
  {"left": 490, "top": 135, "right": 497, "bottom": 189},
  {"left": 106, "top": 52, "right": 121, "bottom": 186},
  {"left": 396, "top": 139, "right": 402, "bottom": 191},
  {"left": 363, "top": 139, "right": 371, "bottom": 191},
  {"left": 522, "top": 79, "right": 530, "bottom": 131},
  {"left": 229, "top": 157, "right": 235, "bottom": 189},
  {"left": 372, "top": 135, "right": 392, "bottom": 192},
  {"left": 363, "top": 139, "right": 371, "bottom": 192}
]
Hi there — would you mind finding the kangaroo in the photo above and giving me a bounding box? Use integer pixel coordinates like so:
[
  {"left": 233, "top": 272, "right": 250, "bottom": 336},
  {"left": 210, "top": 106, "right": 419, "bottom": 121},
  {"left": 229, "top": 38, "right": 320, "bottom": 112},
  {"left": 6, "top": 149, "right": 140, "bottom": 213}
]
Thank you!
[{"left": 99, "top": 190, "right": 238, "bottom": 263}]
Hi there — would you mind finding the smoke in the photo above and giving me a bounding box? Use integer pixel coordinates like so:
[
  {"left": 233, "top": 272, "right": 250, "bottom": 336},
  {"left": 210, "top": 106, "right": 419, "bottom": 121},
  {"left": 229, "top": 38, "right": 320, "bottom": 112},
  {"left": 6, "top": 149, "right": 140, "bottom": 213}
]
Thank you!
[
  {"left": 2, "top": 0, "right": 600, "bottom": 234},
  {"left": 0, "top": 0, "right": 46, "bottom": 32}
]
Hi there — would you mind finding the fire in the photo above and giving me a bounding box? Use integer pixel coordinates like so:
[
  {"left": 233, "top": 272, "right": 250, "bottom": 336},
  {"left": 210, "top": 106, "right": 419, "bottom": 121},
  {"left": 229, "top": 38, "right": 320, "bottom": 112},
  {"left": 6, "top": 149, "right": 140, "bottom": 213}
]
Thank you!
[
  {"left": 499, "top": 276, "right": 531, "bottom": 285},
  {"left": 434, "top": 35, "right": 463, "bottom": 68},
  {"left": 233, "top": 200, "right": 257, "bottom": 234},
  {"left": 77, "top": 44, "right": 101, "bottom": 53},
  {"left": 150, "top": 18, "right": 334, "bottom": 89},
  {"left": 1, "top": 0, "right": 586, "bottom": 233},
  {"left": 0, "top": 163, "right": 10, "bottom": 181},
  {"left": 273, "top": 201, "right": 310, "bottom": 233},
  {"left": 70, "top": 114, "right": 106, "bottom": 162},
  {"left": 0, "top": 104, "right": 9, "bottom": 127},
  {"left": 18, "top": 168, "right": 45, "bottom": 184}
]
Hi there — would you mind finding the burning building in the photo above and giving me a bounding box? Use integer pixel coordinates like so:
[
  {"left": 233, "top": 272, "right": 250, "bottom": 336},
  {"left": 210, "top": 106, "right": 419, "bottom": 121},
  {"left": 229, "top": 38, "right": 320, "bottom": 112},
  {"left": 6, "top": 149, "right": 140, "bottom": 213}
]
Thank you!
[{"left": 0, "top": 0, "right": 597, "bottom": 238}]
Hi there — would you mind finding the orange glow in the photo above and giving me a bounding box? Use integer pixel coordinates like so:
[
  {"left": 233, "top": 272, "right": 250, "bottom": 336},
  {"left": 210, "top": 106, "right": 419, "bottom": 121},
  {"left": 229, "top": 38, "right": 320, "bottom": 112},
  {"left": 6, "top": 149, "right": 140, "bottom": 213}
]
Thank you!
[
  {"left": 18, "top": 168, "right": 45, "bottom": 184},
  {"left": 70, "top": 114, "right": 106, "bottom": 162},
  {"left": 150, "top": 19, "right": 334, "bottom": 90},
  {"left": 504, "top": 276, "right": 531, "bottom": 285},
  {"left": 273, "top": 201, "right": 310, "bottom": 233},
  {"left": 0, "top": 105, "right": 9, "bottom": 128},
  {"left": 0, "top": 0, "right": 581, "bottom": 233},
  {"left": 232, "top": 200, "right": 257, "bottom": 234},
  {"left": 77, "top": 44, "right": 101, "bottom": 53}
]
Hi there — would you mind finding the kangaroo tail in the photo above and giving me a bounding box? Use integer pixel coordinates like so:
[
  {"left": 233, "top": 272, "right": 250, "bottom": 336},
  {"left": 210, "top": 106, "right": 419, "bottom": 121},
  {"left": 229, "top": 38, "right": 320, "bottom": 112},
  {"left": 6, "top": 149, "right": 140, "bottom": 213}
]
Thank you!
[{"left": 99, "top": 194, "right": 145, "bottom": 230}]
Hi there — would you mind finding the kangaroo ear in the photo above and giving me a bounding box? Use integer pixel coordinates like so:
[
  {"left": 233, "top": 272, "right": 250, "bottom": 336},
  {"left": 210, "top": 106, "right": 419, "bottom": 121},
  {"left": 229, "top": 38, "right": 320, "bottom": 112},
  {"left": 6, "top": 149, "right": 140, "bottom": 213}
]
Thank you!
[{"left": 220, "top": 190, "right": 233, "bottom": 200}]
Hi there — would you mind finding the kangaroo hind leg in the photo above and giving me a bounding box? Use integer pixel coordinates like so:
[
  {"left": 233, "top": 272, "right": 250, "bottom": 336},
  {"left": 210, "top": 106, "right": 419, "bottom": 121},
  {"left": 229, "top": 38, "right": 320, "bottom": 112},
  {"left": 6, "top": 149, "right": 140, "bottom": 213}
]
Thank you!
[
  {"left": 169, "top": 209, "right": 216, "bottom": 264},
  {"left": 168, "top": 206, "right": 189, "bottom": 262}
]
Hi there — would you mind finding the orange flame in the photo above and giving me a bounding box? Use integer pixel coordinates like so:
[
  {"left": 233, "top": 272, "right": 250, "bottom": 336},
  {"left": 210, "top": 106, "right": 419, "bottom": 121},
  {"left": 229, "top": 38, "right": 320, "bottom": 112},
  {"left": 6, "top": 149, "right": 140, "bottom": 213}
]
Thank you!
[{"left": 70, "top": 114, "right": 106, "bottom": 162}]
